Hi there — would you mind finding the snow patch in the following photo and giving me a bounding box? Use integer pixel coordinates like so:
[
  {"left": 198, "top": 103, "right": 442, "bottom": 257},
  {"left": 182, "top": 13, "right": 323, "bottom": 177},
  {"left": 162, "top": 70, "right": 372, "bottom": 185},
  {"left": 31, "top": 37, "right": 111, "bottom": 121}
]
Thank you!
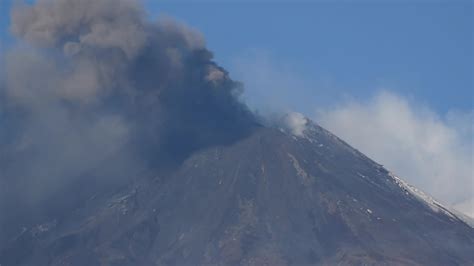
[
  {"left": 288, "top": 153, "right": 312, "bottom": 186},
  {"left": 389, "top": 173, "right": 466, "bottom": 223}
]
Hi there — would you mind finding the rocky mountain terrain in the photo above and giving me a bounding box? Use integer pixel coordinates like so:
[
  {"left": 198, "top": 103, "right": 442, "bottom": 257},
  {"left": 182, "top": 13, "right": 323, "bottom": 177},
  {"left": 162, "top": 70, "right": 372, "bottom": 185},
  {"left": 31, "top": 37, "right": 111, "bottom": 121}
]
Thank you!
[{"left": 1, "top": 120, "right": 473, "bottom": 266}]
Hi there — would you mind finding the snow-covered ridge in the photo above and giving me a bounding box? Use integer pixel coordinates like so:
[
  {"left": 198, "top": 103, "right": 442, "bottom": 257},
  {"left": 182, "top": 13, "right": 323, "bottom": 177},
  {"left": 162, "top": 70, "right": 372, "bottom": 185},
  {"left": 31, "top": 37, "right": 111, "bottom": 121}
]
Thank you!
[
  {"left": 278, "top": 113, "right": 473, "bottom": 229},
  {"left": 389, "top": 173, "right": 472, "bottom": 228}
]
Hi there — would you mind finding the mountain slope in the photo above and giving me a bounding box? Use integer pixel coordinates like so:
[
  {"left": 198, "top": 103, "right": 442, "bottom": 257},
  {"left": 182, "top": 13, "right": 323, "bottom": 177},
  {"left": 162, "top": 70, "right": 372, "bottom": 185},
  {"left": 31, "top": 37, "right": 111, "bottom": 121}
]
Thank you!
[{"left": 1, "top": 121, "right": 473, "bottom": 265}]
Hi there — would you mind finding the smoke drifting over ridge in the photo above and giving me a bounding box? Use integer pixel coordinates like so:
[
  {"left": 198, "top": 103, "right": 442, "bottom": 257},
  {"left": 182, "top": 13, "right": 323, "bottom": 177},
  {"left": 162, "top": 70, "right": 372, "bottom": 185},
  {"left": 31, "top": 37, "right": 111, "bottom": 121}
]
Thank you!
[{"left": 0, "top": 0, "right": 255, "bottom": 239}]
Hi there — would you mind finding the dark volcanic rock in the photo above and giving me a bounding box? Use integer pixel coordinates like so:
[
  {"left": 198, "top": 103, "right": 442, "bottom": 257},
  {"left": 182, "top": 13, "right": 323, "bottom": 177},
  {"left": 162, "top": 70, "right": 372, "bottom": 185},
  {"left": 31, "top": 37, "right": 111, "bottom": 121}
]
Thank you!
[{"left": 1, "top": 122, "right": 473, "bottom": 265}]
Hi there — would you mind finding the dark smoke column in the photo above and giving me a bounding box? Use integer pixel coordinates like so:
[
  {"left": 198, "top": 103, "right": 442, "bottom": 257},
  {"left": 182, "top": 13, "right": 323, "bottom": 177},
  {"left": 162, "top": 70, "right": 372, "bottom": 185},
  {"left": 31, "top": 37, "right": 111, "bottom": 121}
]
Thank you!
[{"left": 0, "top": 0, "right": 256, "bottom": 247}]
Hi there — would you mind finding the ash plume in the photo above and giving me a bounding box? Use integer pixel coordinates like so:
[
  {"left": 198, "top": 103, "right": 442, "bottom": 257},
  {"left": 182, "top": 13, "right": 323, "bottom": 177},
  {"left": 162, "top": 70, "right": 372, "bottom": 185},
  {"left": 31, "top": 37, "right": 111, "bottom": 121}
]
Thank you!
[{"left": 0, "top": 0, "right": 255, "bottom": 243}]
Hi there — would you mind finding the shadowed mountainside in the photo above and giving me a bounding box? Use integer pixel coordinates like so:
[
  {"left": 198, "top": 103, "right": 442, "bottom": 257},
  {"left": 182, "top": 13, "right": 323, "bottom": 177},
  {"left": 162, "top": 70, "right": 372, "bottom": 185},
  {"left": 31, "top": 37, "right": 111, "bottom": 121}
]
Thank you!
[{"left": 1, "top": 120, "right": 473, "bottom": 266}]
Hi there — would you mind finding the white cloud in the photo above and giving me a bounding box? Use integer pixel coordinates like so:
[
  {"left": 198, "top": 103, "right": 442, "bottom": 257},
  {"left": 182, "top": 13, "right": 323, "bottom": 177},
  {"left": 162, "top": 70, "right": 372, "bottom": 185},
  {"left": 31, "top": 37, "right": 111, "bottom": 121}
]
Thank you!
[
  {"left": 317, "top": 91, "right": 474, "bottom": 217},
  {"left": 453, "top": 198, "right": 474, "bottom": 219},
  {"left": 232, "top": 52, "right": 473, "bottom": 218}
]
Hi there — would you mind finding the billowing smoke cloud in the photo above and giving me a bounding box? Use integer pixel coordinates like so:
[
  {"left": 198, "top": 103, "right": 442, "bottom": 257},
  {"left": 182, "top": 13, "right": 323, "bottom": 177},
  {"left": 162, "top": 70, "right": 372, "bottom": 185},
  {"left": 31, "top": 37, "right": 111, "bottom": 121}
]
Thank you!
[
  {"left": 0, "top": 0, "right": 255, "bottom": 243},
  {"left": 317, "top": 91, "right": 474, "bottom": 218}
]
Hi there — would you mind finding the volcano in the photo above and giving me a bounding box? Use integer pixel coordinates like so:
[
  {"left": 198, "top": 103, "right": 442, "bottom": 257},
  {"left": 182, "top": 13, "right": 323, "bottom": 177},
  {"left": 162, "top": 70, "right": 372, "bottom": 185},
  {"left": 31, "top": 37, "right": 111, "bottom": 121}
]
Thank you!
[
  {"left": 1, "top": 0, "right": 473, "bottom": 264},
  {"left": 1, "top": 119, "right": 473, "bottom": 266}
]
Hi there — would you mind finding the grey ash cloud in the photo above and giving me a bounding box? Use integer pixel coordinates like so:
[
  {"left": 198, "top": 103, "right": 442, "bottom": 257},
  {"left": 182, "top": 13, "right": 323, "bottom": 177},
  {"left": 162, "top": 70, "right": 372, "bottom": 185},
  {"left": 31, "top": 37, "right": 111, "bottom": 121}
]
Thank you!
[{"left": 0, "top": 0, "right": 255, "bottom": 240}]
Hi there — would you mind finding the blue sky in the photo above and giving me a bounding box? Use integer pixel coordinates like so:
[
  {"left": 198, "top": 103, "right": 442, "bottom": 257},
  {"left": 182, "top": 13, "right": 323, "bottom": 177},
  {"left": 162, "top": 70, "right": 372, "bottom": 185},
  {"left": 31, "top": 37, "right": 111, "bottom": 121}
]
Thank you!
[
  {"left": 141, "top": 1, "right": 473, "bottom": 115},
  {"left": 2, "top": 1, "right": 472, "bottom": 114}
]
